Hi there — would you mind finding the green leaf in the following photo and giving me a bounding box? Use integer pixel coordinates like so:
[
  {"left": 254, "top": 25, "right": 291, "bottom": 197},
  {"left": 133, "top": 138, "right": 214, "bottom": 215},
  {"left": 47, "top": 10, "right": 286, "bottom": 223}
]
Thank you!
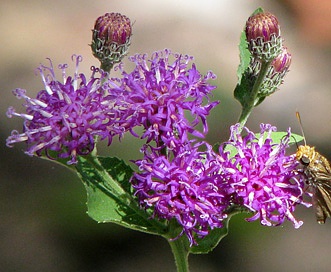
[
  {"left": 220, "top": 132, "right": 304, "bottom": 159},
  {"left": 39, "top": 150, "right": 77, "bottom": 171},
  {"left": 97, "top": 156, "right": 135, "bottom": 195},
  {"left": 75, "top": 155, "right": 167, "bottom": 235},
  {"left": 257, "top": 131, "right": 304, "bottom": 145},
  {"left": 222, "top": 143, "right": 238, "bottom": 158},
  {"left": 289, "top": 133, "right": 304, "bottom": 145},
  {"left": 236, "top": 31, "right": 251, "bottom": 83},
  {"left": 189, "top": 216, "right": 232, "bottom": 254},
  {"left": 251, "top": 7, "right": 264, "bottom": 16},
  {"left": 234, "top": 30, "right": 254, "bottom": 108}
]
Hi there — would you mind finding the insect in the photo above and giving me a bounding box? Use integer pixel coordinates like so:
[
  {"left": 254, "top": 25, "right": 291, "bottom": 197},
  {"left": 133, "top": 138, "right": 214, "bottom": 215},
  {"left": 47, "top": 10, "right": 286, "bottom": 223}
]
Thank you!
[{"left": 295, "top": 112, "right": 331, "bottom": 224}]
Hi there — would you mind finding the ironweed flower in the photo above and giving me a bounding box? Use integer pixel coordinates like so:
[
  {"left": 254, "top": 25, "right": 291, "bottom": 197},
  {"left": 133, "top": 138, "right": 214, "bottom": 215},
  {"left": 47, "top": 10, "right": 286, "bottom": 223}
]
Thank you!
[
  {"left": 114, "top": 49, "right": 219, "bottom": 148},
  {"left": 6, "top": 55, "right": 122, "bottom": 164},
  {"left": 217, "top": 124, "right": 311, "bottom": 228},
  {"left": 132, "top": 142, "right": 230, "bottom": 245}
]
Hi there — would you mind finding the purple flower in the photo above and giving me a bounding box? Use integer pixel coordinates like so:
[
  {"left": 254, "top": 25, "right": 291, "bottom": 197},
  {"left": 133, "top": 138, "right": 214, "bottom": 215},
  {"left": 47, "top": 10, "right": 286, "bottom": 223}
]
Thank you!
[
  {"left": 6, "top": 55, "right": 123, "bottom": 164},
  {"left": 112, "top": 49, "right": 219, "bottom": 148},
  {"left": 131, "top": 142, "right": 230, "bottom": 245},
  {"left": 218, "top": 123, "right": 311, "bottom": 228}
]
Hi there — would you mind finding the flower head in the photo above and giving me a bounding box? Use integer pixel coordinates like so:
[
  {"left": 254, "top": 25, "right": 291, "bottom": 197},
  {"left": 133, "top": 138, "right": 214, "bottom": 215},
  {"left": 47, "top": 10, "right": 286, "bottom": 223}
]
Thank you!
[
  {"left": 217, "top": 123, "right": 310, "bottom": 228},
  {"left": 6, "top": 55, "right": 122, "bottom": 164},
  {"left": 271, "top": 46, "right": 291, "bottom": 73},
  {"left": 260, "top": 46, "right": 292, "bottom": 96},
  {"left": 113, "top": 49, "right": 219, "bottom": 149},
  {"left": 93, "top": 12, "right": 132, "bottom": 45},
  {"left": 91, "top": 12, "right": 132, "bottom": 72},
  {"left": 131, "top": 142, "right": 230, "bottom": 245},
  {"left": 245, "top": 11, "right": 283, "bottom": 61},
  {"left": 246, "top": 12, "right": 280, "bottom": 42}
]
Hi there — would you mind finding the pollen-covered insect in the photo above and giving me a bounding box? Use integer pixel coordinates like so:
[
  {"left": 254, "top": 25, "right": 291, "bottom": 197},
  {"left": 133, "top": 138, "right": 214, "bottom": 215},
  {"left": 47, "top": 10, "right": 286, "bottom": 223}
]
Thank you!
[{"left": 295, "top": 112, "right": 331, "bottom": 224}]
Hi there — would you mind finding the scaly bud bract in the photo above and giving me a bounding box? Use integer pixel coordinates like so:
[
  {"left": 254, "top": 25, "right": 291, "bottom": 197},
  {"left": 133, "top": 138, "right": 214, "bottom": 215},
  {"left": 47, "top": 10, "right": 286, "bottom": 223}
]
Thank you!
[
  {"left": 91, "top": 13, "right": 132, "bottom": 72},
  {"left": 253, "top": 46, "right": 291, "bottom": 97},
  {"left": 245, "top": 12, "right": 283, "bottom": 61}
]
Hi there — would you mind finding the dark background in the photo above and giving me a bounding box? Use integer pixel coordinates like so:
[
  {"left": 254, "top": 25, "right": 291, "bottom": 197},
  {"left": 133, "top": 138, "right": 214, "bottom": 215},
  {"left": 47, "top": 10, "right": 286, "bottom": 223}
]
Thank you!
[{"left": 1, "top": 0, "right": 331, "bottom": 271}]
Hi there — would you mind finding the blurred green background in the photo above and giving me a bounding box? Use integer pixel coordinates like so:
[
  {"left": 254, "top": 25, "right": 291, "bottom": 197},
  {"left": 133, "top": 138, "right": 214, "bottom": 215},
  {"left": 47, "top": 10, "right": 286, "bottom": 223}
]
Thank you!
[{"left": 1, "top": 0, "right": 331, "bottom": 271}]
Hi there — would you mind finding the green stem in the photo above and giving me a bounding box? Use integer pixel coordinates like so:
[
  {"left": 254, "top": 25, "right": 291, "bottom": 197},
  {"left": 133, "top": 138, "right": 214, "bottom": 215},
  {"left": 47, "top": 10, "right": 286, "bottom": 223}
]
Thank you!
[
  {"left": 164, "top": 220, "right": 190, "bottom": 272},
  {"left": 100, "top": 62, "right": 114, "bottom": 74},
  {"left": 237, "top": 60, "right": 272, "bottom": 129},
  {"left": 168, "top": 238, "right": 189, "bottom": 272}
]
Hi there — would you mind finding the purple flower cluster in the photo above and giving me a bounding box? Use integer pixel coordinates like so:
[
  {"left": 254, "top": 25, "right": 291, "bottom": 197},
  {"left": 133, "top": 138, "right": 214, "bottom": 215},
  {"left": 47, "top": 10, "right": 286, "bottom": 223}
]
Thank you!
[
  {"left": 131, "top": 123, "right": 309, "bottom": 244},
  {"left": 217, "top": 123, "right": 311, "bottom": 228},
  {"left": 6, "top": 49, "right": 220, "bottom": 243},
  {"left": 7, "top": 50, "right": 218, "bottom": 165},
  {"left": 6, "top": 55, "right": 123, "bottom": 164},
  {"left": 6, "top": 49, "right": 310, "bottom": 244},
  {"left": 132, "top": 142, "right": 230, "bottom": 245},
  {"left": 111, "top": 49, "right": 219, "bottom": 148}
]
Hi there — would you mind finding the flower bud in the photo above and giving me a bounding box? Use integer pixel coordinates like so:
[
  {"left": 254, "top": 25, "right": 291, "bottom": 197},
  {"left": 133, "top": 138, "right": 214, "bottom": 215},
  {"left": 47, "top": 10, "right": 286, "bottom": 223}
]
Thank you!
[
  {"left": 91, "top": 13, "right": 132, "bottom": 72},
  {"left": 272, "top": 46, "right": 291, "bottom": 73},
  {"left": 259, "top": 46, "right": 292, "bottom": 96},
  {"left": 245, "top": 12, "right": 283, "bottom": 61}
]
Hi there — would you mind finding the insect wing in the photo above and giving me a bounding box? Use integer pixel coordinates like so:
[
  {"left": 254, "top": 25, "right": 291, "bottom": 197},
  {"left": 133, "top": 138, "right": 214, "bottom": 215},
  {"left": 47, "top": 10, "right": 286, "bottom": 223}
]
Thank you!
[
  {"left": 313, "top": 180, "right": 331, "bottom": 224},
  {"left": 295, "top": 112, "right": 331, "bottom": 223}
]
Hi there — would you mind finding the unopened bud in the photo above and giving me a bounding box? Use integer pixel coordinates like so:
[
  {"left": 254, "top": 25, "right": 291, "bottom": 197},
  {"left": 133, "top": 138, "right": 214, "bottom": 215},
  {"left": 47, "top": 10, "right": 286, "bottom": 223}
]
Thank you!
[
  {"left": 259, "top": 46, "right": 292, "bottom": 96},
  {"left": 91, "top": 13, "right": 132, "bottom": 72},
  {"left": 271, "top": 46, "right": 291, "bottom": 73},
  {"left": 245, "top": 12, "right": 283, "bottom": 61}
]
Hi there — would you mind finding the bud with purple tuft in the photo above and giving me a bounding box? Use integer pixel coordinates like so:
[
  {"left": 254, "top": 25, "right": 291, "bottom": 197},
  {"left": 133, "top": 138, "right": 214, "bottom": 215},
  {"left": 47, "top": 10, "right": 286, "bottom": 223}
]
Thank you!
[
  {"left": 245, "top": 12, "right": 283, "bottom": 61},
  {"left": 272, "top": 46, "right": 291, "bottom": 73},
  {"left": 91, "top": 12, "right": 132, "bottom": 72},
  {"left": 260, "top": 46, "right": 292, "bottom": 95}
]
